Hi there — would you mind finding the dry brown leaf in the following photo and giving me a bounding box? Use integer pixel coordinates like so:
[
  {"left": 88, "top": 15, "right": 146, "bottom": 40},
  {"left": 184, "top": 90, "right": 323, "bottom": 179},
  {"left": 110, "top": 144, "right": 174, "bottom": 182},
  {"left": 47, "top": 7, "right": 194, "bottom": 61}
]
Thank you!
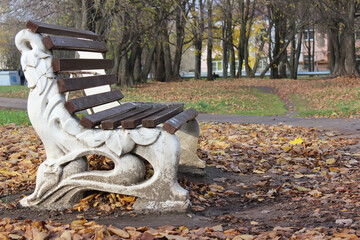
[{"left": 107, "top": 226, "right": 130, "bottom": 238}]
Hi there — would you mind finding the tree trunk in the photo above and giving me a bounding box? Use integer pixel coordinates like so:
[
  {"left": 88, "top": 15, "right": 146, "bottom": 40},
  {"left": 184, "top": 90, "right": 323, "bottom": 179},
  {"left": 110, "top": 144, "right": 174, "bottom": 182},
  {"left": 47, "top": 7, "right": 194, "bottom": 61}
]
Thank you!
[
  {"left": 289, "top": 31, "right": 303, "bottom": 79},
  {"left": 136, "top": 45, "right": 156, "bottom": 83},
  {"left": 227, "top": 0, "right": 235, "bottom": 78},
  {"left": 207, "top": 0, "right": 214, "bottom": 80},
  {"left": 244, "top": 2, "right": 255, "bottom": 78},
  {"left": 329, "top": 29, "right": 346, "bottom": 76},
  {"left": 194, "top": 0, "right": 204, "bottom": 80},
  {"left": 128, "top": 41, "right": 141, "bottom": 81},
  {"left": 222, "top": 22, "right": 228, "bottom": 79},
  {"left": 162, "top": 22, "right": 173, "bottom": 82},
  {"left": 343, "top": 0, "right": 359, "bottom": 76},
  {"left": 237, "top": 0, "right": 247, "bottom": 78},
  {"left": 194, "top": 40, "right": 202, "bottom": 80},
  {"left": 329, "top": 36, "right": 335, "bottom": 73},
  {"left": 118, "top": 52, "right": 128, "bottom": 87},
  {"left": 244, "top": 39, "right": 253, "bottom": 77},
  {"left": 155, "top": 43, "right": 166, "bottom": 82},
  {"left": 81, "top": 0, "right": 87, "bottom": 29},
  {"left": 271, "top": 6, "right": 280, "bottom": 79},
  {"left": 279, "top": 18, "right": 287, "bottom": 78},
  {"left": 173, "top": 2, "right": 186, "bottom": 79},
  {"left": 133, "top": 47, "right": 142, "bottom": 82}
]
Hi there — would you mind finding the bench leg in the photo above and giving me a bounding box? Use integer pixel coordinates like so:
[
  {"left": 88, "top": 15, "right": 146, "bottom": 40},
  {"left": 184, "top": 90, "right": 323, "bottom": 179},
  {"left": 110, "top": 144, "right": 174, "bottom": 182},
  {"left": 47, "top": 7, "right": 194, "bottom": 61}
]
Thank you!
[
  {"left": 132, "top": 131, "right": 189, "bottom": 212},
  {"left": 176, "top": 119, "right": 206, "bottom": 169},
  {"left": 20, "top": 157, "right": 89, "bottom": 209}
]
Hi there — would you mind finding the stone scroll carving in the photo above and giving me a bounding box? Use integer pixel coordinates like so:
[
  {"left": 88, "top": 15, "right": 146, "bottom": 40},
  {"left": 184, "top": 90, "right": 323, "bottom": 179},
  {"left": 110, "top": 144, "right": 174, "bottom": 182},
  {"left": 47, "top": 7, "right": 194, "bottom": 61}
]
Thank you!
[{"left": 15, "top": 29, "right": 190, "bottom": 212}]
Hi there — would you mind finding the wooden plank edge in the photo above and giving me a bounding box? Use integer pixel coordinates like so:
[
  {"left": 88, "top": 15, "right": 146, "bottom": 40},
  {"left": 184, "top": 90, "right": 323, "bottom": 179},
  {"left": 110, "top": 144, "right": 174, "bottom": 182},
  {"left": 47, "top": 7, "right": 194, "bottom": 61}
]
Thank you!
[
  {"left": 57, "top": 74, "right": 117, "bottom": 93},
  {"left": 26, "top": 20, "right": 98, "bottom": 40},
  {"left": 42, "top": 36, "right": 108, "bottom": 53},
  {"left": 141, "top": 105, "right": 184, "bottom": 128},
  {"left": 64, "top": 90, "right": 124, "bottom": 114},
  {"left": 162, "top": 108, "right": 199, "bottom": 134}
]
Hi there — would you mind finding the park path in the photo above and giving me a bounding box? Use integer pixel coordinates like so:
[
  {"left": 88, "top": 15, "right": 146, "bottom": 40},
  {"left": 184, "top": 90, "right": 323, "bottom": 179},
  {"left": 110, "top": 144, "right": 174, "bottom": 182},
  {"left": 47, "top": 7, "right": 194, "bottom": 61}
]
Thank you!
[{"left": 1, "top": 96, "right": 360, "bottom": 136}]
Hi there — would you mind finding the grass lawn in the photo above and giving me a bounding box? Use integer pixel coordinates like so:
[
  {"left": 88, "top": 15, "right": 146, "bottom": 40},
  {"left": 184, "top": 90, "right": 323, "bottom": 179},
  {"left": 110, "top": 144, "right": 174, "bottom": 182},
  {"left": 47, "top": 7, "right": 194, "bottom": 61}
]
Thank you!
[
  {"left": 0, "top": 109, "right": 30, "bottom": 125},
  {"left": 0, "top": 85, "right": 29, "bottom": 99},
  {"left": 0, "top": 76, "right": 359, "bottom": 124}
]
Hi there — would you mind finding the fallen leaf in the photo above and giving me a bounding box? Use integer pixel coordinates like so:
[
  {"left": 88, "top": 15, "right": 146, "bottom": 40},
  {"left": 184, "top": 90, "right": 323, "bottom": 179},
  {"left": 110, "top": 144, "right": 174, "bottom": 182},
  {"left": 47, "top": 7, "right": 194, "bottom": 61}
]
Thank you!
[
  {"left": 326, "top": 158, "right": 336, "bottom": 165},
  {"left": 108, "top": 226, "right": 130, "bottom": 238},
  {"left": 233, "top": 234, "right": 255, "bottom": 240},
  {"left": 290, "top": 138, "right": 303, "bottom": 145}
]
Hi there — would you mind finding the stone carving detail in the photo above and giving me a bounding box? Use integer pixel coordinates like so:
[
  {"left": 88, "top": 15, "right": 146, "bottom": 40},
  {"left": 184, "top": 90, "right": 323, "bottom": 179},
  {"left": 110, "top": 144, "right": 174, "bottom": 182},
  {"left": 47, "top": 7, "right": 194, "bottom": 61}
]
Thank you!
[{"left": 15, "top": 29, "right": 189, "bottom": 212}]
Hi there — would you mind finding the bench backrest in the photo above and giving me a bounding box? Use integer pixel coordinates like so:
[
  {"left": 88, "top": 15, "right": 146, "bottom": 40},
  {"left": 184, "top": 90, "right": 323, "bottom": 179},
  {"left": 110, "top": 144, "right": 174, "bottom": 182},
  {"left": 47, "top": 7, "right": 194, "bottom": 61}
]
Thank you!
[{"left": 26, "top": 20, "right": 198, "bottom": 133}]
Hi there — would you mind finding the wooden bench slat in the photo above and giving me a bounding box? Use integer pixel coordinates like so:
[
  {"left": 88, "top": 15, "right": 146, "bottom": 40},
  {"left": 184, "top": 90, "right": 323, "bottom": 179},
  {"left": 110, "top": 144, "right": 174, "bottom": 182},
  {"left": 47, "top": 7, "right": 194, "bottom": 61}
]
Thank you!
[
  {"left": 121, "top": 106, "right": 167, "bottom": 129},
  {"left": 80, "top": 102, "right": 136, "bottom": 128},
  {"left": 57, "top": 75, "right": 117, "bottom": 93},
  {"left": 65, "top": 90, "right": 124, "bottom": 114},
  {"left": 26, "top": 20, "right": 98, "bottom": 40},
  {"left": 52, "top": 58, "right": 114, "bottom": 73},
  {"left": 43, "top": 36, "right": 108, "bottom": 52},
  {"left": 162, "top": 108, "right": 199, "bottom": 134},
  {"left": 101, "top": 106, "right": 153, "bottom": 130},
  {"left": 142, "top": 105, "right": 184, "bottom": 128}
]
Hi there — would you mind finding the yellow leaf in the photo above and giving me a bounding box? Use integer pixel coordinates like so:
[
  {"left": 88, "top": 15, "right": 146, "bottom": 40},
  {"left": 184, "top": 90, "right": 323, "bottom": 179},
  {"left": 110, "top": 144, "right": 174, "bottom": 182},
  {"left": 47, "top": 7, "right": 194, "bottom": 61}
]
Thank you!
[
  {"left": 295, "top": 185, "right": 311, "bottom": 192},
  {"left": 333, "top": 233, "right": 358, "bottom": 239},
  {"left": 294, "top": 174, "right": 304, "bottom": 179},
  {"left": 71, "top": 219, "right": 87, "bottom": 230},
  {"left": 253, "top": 170, "right": 264, "bottom": 174},
  {"left": 326, "top": 158, "right": 336, "bottom": 165},
  {"left": 290, "top": 137, "right": 303, "bottom": 145}
]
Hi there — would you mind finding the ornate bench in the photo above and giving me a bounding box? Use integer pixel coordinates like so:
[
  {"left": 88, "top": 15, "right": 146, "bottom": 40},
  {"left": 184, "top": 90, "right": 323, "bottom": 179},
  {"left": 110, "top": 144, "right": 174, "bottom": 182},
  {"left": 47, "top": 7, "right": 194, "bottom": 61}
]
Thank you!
[{"left": 15, "top": 20, "right": 204, "bottom": 212}]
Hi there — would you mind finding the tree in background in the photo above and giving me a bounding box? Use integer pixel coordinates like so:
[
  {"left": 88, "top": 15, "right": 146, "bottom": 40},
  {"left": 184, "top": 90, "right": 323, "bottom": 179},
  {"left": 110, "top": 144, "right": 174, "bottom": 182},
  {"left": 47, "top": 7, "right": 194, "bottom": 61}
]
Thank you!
[
  {"left": 315, "top": 0, "right": 360, "bottom": 76},
  {"left": 259, "top": 0, "right": 312, "bottom": 79},
  {"left": 236, "top": 0, "right": 255, "bottom": 78}
]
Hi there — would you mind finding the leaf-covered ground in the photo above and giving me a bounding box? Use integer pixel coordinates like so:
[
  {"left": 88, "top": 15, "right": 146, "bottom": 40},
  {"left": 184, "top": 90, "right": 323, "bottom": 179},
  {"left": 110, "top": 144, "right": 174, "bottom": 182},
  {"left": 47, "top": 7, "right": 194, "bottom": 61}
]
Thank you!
[{"left": 0, "top": 121, "right": 360, "bottom": 239}]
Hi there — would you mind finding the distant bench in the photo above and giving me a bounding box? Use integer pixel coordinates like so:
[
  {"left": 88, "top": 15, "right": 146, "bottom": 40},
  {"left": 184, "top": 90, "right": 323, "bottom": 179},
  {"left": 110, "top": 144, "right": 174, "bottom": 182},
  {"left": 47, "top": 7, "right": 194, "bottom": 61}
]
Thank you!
[{"left": 15, "top": 20, "right": 204, "bottom": 212}]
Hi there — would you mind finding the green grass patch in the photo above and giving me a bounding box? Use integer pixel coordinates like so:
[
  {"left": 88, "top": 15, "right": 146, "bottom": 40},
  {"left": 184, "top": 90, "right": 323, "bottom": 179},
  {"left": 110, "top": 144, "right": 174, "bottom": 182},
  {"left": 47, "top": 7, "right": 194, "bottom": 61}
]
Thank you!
[
  {"left": 0, "top": 109, "right": 30, "bottom": 125},
  {"left": 291, "top": 94, "right": 336, "bottom": 117},
  {"left": 0, "top": 85, "right": 29, "bottom": 98},
  {"left": 292, "top": 93, "right": 360, "bottom": 118},
  {"left": 241, "top": 89, "right": 287, "bottom": 116},
  {"left": 291, "top": 95, "right": 313, "bottom": 116}
]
